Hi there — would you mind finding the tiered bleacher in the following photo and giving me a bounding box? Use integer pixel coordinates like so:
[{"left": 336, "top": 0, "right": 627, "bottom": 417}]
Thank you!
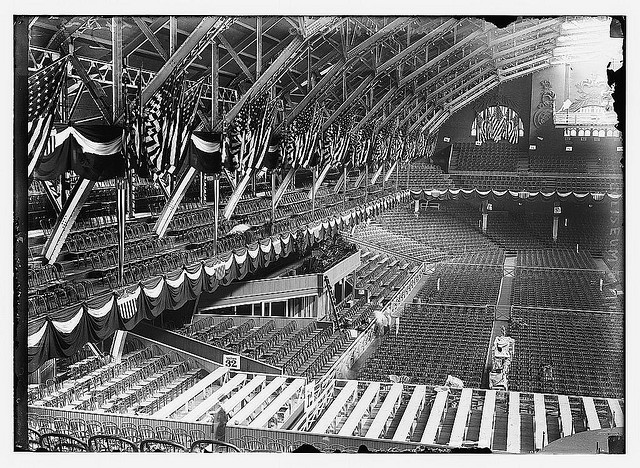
[{"left": 451, "top": 142, "right": 524, "bottom": 172}]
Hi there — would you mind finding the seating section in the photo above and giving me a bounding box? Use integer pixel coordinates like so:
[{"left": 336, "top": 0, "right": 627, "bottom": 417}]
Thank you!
[
  {"left": 415, "top": 263, "right": 503, "bottom": 306},
  {"left": 517, "top": 249, "right": 597, "bottom": 270},
  {"left": 511, "top": 268, "right": 610, "bottom": 311},
  {"left": 29, "top": 344, "right": 203, "bottom": 416},
  {"left": 377, "top": 207, "right": 500, "bottom": 255},
  {"left": 449, "top": 173, "right": 623, "bottom": 193},
  {"left": 353, "top": 224, "right": 446, "bottom": 263},
  {"left": 27, "top": 416, "right": 228, "bottom": 452},
  {"left": 27, "top": 175, "right": 396, "bottom": 320},
  {"left": 530, "top": 146, "right": 622, "bottom": 174},
  {"left": 392, "top": 162, "right": 455, "bottom": 190},
  {"left": 451, "top": 142, "right": 523, "bottom": 172},
  {"left": 358, "top": 304, "right": 493, "bottom": 388},
  {"left": 509, "top": 308, "right": 623, "bottom": 399},
  {"left": 178, "top": 317, "right": 353, "bottom": 381}
]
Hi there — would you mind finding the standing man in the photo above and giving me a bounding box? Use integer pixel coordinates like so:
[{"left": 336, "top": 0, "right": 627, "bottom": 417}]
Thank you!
[{"left": 209, "top": 403, "right": 229, "bottom": 442}]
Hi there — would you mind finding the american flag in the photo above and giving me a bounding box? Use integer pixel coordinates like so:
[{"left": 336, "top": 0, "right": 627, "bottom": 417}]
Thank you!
[
  {"left": 28, "top": 55, "right": 69, "bottom": 176},
  {"left": 325, "top": 112, "right": 353, "bottom": 169},
  {"left": 143, "top": 70, "right": 185, "bottom": 176},
  {"left": 351, "top": 122, "right": 374, "bottom": 168},
  {"left": 283, "top": 101, "right": 323, "bottom": 169},
  {"left": 228, "top": 93, "right": 277, "bottom": 175},
  {"left": 176, "top": 79, "right": 206, "bottom": 168}
]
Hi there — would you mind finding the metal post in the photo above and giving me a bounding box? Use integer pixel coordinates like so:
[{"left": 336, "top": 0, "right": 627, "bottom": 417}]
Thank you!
[
  {"left": 343, "top": 165, "right": 347, "bottom": 207},
  {"left": 200, "top": 172, "right": 206, "bottom": 204},
  {"left": 116, "top": 178, "right": 126, "bottom": 286},
  {"left": 395, "top": 159, "right": 399, "bottom": 190},
  {"left": 271, "top": 171, "right": 276, "bottom": 235},
  {"left": 312, "top": 166, "right": 317, "bottom": 216},
  {"left": 211, "top": 39, "right": 219, "bottom": 124},
  {"left": 365, "top": 164, "right": 369, "bottom": 203},
  {"left": 213, "top": 174, "right": 220, "bottom": 255},
  {"left": 113, "top": 17, "right": 126, "bottom": 285},
  {"left": 256, "top": 17, "right": 262, "bottom": 78}
]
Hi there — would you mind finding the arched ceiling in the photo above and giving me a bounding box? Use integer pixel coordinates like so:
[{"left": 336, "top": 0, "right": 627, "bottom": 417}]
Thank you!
[{"left": 28, "top": 15, "right": 611, "bottom": 135}]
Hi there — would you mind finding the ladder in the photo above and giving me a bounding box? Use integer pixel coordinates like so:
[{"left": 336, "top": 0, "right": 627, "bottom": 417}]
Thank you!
[{"left": 323, "top": 275, "right": 341, "bottom": 331}]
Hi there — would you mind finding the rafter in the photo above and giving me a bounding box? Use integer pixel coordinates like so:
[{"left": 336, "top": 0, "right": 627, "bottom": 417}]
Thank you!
[
  {"left": 322, "top": 74, "right": 373, "bottom": 131},
  {"left": 132, "top": 17, "right": 168, "bottom": 61},
  {"left": 376, "top": 18, "right": 458, "bottom": 76},
  {"left": 400, "top": 29, "right": 486, "bottom": 87},
  {"left": 217, "top": 33, "right": 254, "bottom": 82},
  {"left": 124, "top": 17, "right": 169, "bottom": 56}
]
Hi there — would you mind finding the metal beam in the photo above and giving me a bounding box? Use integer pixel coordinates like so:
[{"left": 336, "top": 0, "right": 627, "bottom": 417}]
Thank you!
[
  {"left": 369, "top": 164, "right": 384, "bottom": 185},
  {"left": 307, "top": 164, "right": 331, "bottom": 200},
  {"left": 376, "top": 94, "right": 413, "bottom": 131},
  {"left": 376, "top": 19, "right": 458, "bottom": 75},
  {"left": 347, "top": 17, "right": 412, "bottom": 59},
  {"left": 256, "top": 17, "right": 263, "bottom": 78},
  {"left": 222, "top": 168, "right": 237, "bottom": 191},
  {"left": 211, "top": 40, "right": 219, "bottom": 125},
  {"left": 492, "top": 32, "right": 559, "bottom": 60},
  {"left": 354, "top": 85, "right": 398, "bottom": 131},
  {"left": 46, "top": 16, "right": 90, "bottom": 50},
  {"left": 124, "top": 16, "right": 169, "bottom": 56},
  {"left": 133, "top": 17, "right": 169, "bottom": 61},
  {"left": 153, "top": 17, "right": 337, "bottom": 234},
  {"left": 42, "top": 178, "right": 96, "bottom": 263},
  {"left": 384, "top": 160, "right": 398, "bottom": 182},
  {"left": 490, "top": 18, "right": 559, "bottom": 47},
  {"left": 284, "top": 58, "right": 345, "bottom": 126},
  {"left": 400, "top": 30, "right": 486, "bottom": 87},
  {"left": 142, "top": 16, "right": 234, "bottom": 105},
  {"left": 41, "top": 180, "right": 62, "bottom": 215},
  {"left": 217, "top": 34, "right": 255, "bottom": 82},
  {"left": 322, "top": 75, "right": 373, "bottom": 131},
  {"left": 273, "top": 167, "right": 296, "bottom": 209},
  {"left": 223, "top": 169, "right": 256, "bottom": 221}
]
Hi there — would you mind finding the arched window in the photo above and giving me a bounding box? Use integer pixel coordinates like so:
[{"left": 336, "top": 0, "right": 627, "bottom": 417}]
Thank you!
[{"left": 471, "top": 105, "right": 525, "bottom": 144}]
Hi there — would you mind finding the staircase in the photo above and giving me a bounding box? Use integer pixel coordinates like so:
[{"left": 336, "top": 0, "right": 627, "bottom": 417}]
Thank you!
[
  {"left": 409, "top": 400, "right": 433, "bottom": 442},
  {"left": 448, "top": 146, "right": 459, "bottom": 171},
  {"left": 435, "top": 405, "right": 458, "bottom": 445}
]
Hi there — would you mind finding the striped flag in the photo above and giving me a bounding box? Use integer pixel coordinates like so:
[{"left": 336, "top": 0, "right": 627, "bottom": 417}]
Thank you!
[
  {"left": 283, "top": 102, "right": 323, "bottom": 169},
  {"left": 229, "top": 93, "right": 277, "bottom": 174},
  {"left": 143, "top": 70, "right": 185, "bottom": 176},
  {"left": 324, "top": 112, "right": 352, "bottom": 169},
  {"left": 176, "top": 79, "right": 206, "bottom": 170},
  {"left": 28, "top": 55, "right": 69, "bottom": 176}
]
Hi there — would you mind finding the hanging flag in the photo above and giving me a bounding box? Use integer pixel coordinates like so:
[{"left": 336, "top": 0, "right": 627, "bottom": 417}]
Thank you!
[
  {"left": 228, "top": 93, "right": 278, "bottom": 175},
  {"left": 175, "top": 79, "right": 206, "bottom": 170},
  {"left": 143, "top": 69, "right": 185, "bottom": 176},
  {"left": 28, "top": 55, "right": 69, "bottom": 176},
  {"left": 325, "top": 112, "right": 353, "bottom": 169},
  {"left": 283, "top": 101, "right": 323, "bottom": 169}
]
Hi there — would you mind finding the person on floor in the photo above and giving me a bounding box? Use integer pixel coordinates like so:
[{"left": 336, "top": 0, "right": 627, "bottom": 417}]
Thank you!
[{"left": 208, "top": 403, "right": 229, "bottom": 442}]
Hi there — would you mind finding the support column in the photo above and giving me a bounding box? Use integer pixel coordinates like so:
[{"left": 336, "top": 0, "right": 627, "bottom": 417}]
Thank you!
[
  {"left": 414, "top": 200, "right": 419, "bottom": 213},
  {"left": 200, "top": 172, "right": 206, "bottom": 204},
  {"left": 271, "top": 171, "right": 276, "bottom": 235},
  {"left": 343, "top": 165, "right": 347, "bottom": 206},
  {"left": 261, "top": 301, "right": 265, "bottom": 317},
  {"left": 312, "top": 166, "right": 317, "bottom": 216},
  {"left": 481, "top": 200, "right": 489, "bottom": 234},
  {"left": 395, "top": 160, "right": 399, "bottom": 190},
  {"left": 213, "top": 174, "right": 220, "bottom": 255},
  {"left": 116, "top": 178, "right": 127, "bottom": 285},
  {"left": 364, "top": 165, "right": 369, "bottom": 203},
  {"left": 553, "top": 202, "right": 560, "bottom": 242}
]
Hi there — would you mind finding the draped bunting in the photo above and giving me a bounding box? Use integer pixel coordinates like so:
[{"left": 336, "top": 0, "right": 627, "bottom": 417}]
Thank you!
[
  {"left": 188, "top": 131, "right": 225, "bottom": 174},
  {"left": 409, "top": 188, "right": 622, "bottom": 204},
  {"left": 33, "top": 125, "right": 126, "bottom": 181},
  {"left": 27, "top": 191, "right": 410, "bottom": 372}
]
